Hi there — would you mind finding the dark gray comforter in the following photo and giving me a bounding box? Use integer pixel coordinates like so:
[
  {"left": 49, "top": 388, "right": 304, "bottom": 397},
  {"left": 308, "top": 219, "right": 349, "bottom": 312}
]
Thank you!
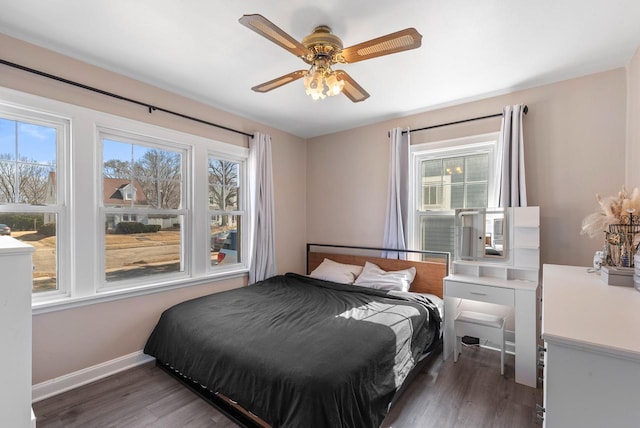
[{"left": 144, "top": 273, "right": 440, "bottom": 428}]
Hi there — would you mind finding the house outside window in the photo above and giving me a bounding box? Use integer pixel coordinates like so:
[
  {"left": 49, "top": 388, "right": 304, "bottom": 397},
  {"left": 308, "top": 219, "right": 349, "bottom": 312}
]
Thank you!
[
  {"left": 409, "top": 133, "right": 499, "bottom": 257},
  {"left": 0, "top": 105, "right": 69, "bottom": 295},
  {"left": 100, "top": 132, "right": 187, "bottom": 288}
]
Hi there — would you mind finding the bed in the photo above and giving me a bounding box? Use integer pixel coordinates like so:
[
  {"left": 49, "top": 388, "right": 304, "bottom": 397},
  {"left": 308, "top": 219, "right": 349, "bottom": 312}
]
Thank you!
[{"left": 144, "top": 244, "right": 449, "bottom": 428}]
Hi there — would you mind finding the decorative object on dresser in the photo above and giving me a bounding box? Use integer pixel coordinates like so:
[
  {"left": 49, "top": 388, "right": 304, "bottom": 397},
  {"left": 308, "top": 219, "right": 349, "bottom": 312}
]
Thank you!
[
  {"left": 540, "top": 264, "right": 640, "bottom": 427},
  {"left": 443, "top": 206, "right": 540, "bottom": 388},
  {"left": 581, "top": 186, "right": 640, "bottom": 271}
]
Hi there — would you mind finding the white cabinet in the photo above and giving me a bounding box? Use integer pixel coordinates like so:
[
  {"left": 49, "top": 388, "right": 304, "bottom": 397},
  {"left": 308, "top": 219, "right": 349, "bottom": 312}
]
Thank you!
[
  {"left": 0, "top": 237, "right": 36, "bottom": 428},
  {"left": 541, "top": 264, "right": 640, "bottom": 427}
]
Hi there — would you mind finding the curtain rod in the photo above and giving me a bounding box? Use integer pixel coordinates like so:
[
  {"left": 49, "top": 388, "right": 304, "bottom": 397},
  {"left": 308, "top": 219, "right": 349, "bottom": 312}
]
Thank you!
[
  {"left": 0, "top": 59, "right": 254, "bottom": 138},
  {"left": 402, "top": 105, "right": 528, "bottom": 135}
]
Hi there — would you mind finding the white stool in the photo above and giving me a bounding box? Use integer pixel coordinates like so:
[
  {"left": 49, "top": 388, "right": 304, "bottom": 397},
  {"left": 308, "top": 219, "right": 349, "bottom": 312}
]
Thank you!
[{"left": 454, "top": 310, "right": 505, "bottom": 375}]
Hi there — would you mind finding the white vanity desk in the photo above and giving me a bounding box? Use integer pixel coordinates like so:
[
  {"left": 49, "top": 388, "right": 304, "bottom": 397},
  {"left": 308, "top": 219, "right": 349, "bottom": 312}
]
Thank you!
[
  {"left": 540, "top": 264, "right": 640, "bottom": 427},
  {"left": 443, "top": 274, "right": 539, "bottom": 387},
  {"left": 442, "top": 206, "right": 540, "bottom": 388}
]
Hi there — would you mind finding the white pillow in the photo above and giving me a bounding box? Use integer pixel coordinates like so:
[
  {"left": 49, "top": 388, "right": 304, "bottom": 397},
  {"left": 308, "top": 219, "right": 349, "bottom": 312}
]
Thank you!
[
  {"left": 309, "top": 258, "right": 364, "bottom": 284},
  {"left": 354, "top": 261, "right": 416, "bottom": 292}
]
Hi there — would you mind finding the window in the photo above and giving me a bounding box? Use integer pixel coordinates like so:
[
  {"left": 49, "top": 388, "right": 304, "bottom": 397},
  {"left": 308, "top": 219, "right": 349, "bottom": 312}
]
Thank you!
[
  {"left": 0, "top": 105, "right": 68, "bottom": 295},
  {"left": 1, "top": 87, "right": 250, "bottom": 311},
  {"left": 410, "top": 133, "right": 499, "bottom": 256},
  {"left": 208, "top": 156, "right": 246, "bottom": 269},
  {"left": 100, "top": 131, "right": 187, "bottom": 288}
]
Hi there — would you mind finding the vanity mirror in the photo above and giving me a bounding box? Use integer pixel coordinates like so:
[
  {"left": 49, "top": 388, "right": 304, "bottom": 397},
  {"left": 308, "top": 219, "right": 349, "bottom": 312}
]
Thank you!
[{"left": 455, "top": 207, "right": 507, "bottom": 260}]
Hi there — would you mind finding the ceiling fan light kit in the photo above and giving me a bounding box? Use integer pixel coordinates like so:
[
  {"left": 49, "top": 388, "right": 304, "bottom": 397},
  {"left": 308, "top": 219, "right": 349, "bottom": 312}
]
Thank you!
[{"left": 239, "top": 14, "right": 422, "bottom": 103}]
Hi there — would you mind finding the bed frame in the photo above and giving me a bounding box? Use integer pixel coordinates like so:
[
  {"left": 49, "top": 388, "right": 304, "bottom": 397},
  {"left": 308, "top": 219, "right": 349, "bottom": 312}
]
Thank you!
[
  {"left": 158, "top": 244, "right": 450, "bottom": 428},
  {"left": 306, "top": 243, "right": 449, "bottom": 298}
]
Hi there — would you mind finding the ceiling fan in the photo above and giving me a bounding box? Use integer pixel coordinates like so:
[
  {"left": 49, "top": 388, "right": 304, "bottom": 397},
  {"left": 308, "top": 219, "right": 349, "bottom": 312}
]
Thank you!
[{"left": 238, "top": 14, "right": 422, "bottom": 102}]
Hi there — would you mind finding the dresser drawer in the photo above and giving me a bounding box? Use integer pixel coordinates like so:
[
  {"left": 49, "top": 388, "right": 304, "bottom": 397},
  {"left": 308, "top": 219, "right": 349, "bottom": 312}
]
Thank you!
[{"left": 445, "top": 281, "right": 515, "bottom": 306}]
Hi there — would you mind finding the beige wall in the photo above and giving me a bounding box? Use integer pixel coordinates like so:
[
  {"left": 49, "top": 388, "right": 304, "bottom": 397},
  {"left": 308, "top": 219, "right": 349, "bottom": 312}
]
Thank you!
[
  {"left": 0, "top": 34, "right": 307, "bottom": 383},
  {"left": 308, "top": 69, "right": 628, "bottom": 268},
  {"left": 1, "top": 29, "right": 635, "bottom": 386},
  {"left": 627, "top": 46, "right": 640, "bottom": 187}
]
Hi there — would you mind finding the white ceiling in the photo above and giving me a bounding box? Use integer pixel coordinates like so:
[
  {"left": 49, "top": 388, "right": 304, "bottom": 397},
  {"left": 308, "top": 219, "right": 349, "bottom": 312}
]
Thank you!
[{"left": 1, "top": 1, "right": 640, "bottom": 138}]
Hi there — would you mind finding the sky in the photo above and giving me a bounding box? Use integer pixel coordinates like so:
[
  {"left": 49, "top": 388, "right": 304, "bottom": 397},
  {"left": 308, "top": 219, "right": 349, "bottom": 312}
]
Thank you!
[
  {"left": 103, "top": 138, "right": 152, "bottom": 164},
  {"left": 0, "top": 118, "right": 157, "bottom": 166},
  {"left": 0, "top": 118, "right": 56, "bottom": 164}
]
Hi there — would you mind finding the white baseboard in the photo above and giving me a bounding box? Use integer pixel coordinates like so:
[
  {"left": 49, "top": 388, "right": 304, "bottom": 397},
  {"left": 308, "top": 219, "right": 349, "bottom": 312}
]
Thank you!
[{"left": 32, "top": 351, "right": 155, "bottom": 403}]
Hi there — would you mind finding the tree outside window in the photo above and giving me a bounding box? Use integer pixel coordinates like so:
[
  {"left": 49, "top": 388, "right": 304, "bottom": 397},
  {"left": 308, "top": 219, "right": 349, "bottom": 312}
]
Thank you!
[
  {"left": 208, "top": 157, "right": 243, "bottom": 267},
  {"left": 0, "top": 117, "right": 62, "bottom": 293}
]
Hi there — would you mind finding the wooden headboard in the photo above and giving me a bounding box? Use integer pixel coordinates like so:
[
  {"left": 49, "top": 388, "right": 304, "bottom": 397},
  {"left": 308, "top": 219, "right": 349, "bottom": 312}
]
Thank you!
[{"left": 307, "top": 247, "right": 449, "bottom": 298}]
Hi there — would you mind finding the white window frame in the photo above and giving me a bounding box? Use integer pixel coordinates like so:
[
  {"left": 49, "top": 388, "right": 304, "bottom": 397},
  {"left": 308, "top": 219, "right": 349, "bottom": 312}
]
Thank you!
[
  {"left": 206, "top": 151, "right": 249, "bottom": 274},
  {"left": 97, "top": 127, "right": 192, "bottom": 291},
  {"left": 0, "top": 86, "right": 251, "bottom": 314},
  {"left": 408, "top": 132, "right": 500, "bottom": 252},
  {"left": 0, "top": 101, "right": 71, "bottom": 303}
]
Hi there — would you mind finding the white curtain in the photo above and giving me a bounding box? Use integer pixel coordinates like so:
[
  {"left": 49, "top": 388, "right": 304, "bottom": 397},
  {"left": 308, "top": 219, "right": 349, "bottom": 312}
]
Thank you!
[
  {"left": 497, "top": 104, "right": 527, "bottom": 207},
  {"left": 249, "top": 132, "right": 277, "bottom": 284},
  {"left": 382, "top": 128, "right": 409, "bottom": 259}
]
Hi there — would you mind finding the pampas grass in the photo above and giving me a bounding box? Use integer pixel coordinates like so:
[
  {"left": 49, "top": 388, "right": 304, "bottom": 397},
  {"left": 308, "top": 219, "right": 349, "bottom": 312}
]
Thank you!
[{"left": 581, "top": 186, "right": 640, "bottom": 238}]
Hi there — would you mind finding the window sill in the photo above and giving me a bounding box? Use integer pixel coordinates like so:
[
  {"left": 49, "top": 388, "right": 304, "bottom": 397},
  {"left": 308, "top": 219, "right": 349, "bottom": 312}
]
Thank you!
[{"left": 31, "top": 269, "right": 248, "bottom": 315}]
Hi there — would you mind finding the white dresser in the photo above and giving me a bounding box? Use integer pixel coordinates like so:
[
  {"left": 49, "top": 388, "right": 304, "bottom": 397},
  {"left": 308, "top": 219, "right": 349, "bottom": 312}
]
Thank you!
[
  {"left": 541, "top": 264, "right": 640, "bottom": 427},
  {"left": 0, "top": 237, "right": 36, "bottom": 428}
]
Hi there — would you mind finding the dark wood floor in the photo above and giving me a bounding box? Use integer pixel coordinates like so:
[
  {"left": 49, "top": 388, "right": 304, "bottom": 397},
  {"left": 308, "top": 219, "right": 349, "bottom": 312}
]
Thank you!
[{"left": 33, "top": 346, "right": 542, "bottom": 427}]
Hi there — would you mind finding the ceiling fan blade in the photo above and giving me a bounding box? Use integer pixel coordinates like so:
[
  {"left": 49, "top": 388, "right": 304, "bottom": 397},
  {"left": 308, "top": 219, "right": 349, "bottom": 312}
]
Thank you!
[
  {"left": 335, "top": 70, "right": 370, "bottom": 102},
  {"left": 239, "top": 14, "right": 308, "bottom": 58},
  {"left": 251, "top": 70, "right": 307, "bottom": 93},
  {"left": 340, "top": 28, "right": 422, "bottom": 64}
]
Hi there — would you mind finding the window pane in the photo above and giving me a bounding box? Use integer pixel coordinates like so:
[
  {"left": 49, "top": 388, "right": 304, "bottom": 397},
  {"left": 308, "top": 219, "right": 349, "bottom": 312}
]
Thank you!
[
  {"left": 448, "top": 183, "right": 465, "bottom": 209},
  {"left": 136, "top": 150, "right": 182, "bottom": 209},
  {"left": 105, "top": 214, "right": 183, "bottom": 282},
  {"left": 103, "top": 139, "right": 133, "bottom": 178},
  {"left": 420, "top": 214, "right": 455, "bottom": 254},
  {"left": 32, "top": 213, "right": 57, "bottom": 293},
  {"left": 465, "top": 154, "right": 489, "bottom": 182},
  {"left": 443, "top": 157, "right": 464, "bottom": 184},
  {"left": 208, "top": 159, "right": 240, "bottom": 211},
  {"left": 103, "top": 140, "right": 183, "bottom": 209},
  {"left": 0, "top": 119, "right": 56, "bottom": 205},
  {"left": 139, "top": 178, "right": 182, "bottom": 209},
  {"left": 422, "top": 159, "right": 442, "bottom": 177},
  {"left": 0, "top": 212, "right": 57, "bottom": 292},
  {"left": 466, "top": 183, "right": 488, "bottom": 208},
  {"left": 17, "top": 122, "right": 57, "bottom": 165},
  {"left": 18, "top": 164, "right": 52, "bottom": 204},
  {"left": 0, "top": 160, "right": 16, "bottom": 203},
  {"left": 210, "top": 214, "right": 241, "bottom": 266},
  {"left": 420, "top": 152, "right": 489, "bottom": 210}
]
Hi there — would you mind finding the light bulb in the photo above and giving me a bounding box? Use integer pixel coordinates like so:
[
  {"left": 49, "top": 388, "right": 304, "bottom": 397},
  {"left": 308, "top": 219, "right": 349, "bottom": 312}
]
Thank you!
[
  {"left": 325, "top": 73, "right": 344, "bottom": 96},
  {"left": 304, "top": 72, "right": 314, "bottom": 95},
  {"left": 304, "top": 65, "right": 334, "bottom": 100},
  {"left": 310, "top": 90, "right": 325, "bottom": 100}
]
